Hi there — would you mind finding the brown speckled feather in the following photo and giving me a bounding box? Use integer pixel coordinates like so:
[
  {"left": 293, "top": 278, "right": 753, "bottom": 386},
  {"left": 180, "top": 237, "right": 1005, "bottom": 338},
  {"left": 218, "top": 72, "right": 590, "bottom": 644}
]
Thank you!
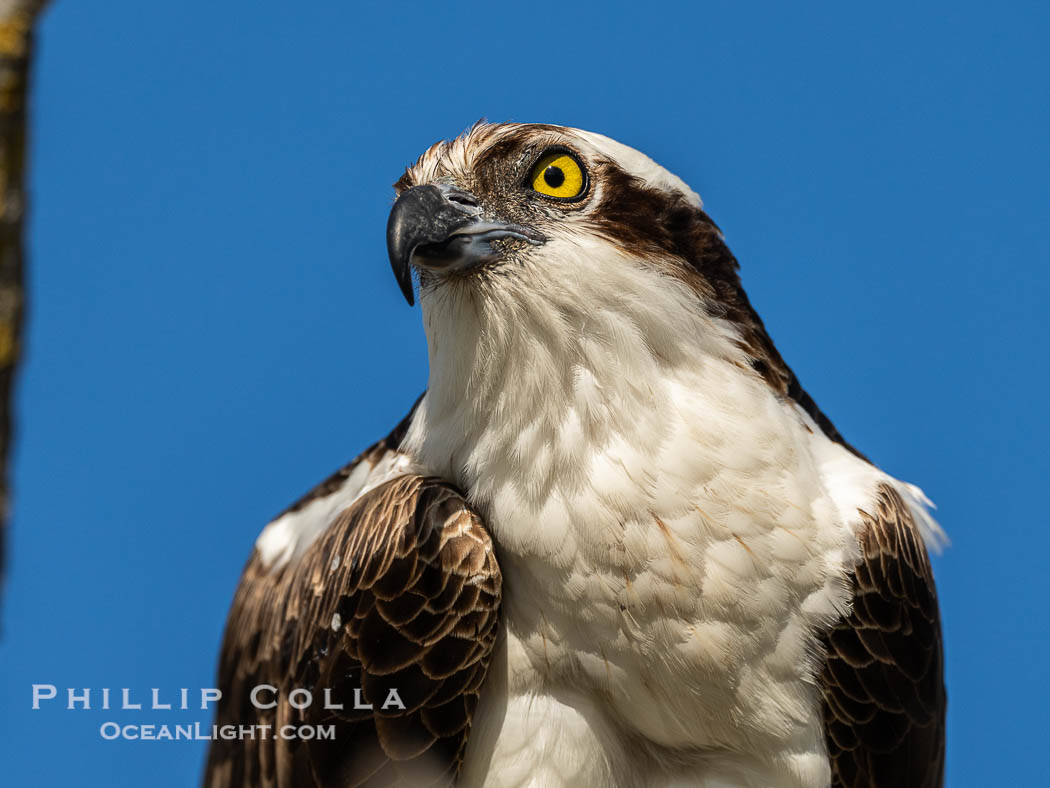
[
  {"left": 203, "top": 474, "right": 501, "bottom": 788},
  {"left": 821, "top": 484, "right": 946, "bottom": 787}
]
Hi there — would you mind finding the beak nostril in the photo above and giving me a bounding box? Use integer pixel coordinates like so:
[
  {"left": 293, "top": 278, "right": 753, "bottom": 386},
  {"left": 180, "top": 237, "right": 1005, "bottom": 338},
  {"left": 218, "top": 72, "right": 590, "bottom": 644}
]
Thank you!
[{"left": 446, "top": 191, "right": 479, "bottom": 209}]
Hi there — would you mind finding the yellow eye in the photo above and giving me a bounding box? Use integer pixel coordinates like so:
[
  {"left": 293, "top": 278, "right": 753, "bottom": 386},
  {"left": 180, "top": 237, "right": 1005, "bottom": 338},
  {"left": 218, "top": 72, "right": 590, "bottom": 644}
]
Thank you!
[{"left": 528, "top": 149, "right": 587, "bottom": 200}]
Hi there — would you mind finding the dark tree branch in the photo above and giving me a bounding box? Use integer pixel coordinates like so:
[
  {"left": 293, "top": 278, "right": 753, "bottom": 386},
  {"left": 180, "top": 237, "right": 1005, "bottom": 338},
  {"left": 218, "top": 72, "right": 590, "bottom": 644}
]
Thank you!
[{"left": 0, "top": 0, "right": 49, "bottom": 624}]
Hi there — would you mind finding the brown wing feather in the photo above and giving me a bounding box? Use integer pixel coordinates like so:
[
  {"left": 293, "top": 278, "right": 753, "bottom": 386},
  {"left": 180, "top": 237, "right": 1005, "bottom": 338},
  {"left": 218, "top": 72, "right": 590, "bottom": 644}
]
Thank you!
[
  {"left": 203, "top": 474, "right": 501, "bottom": 788},
  {"left": 821, "top": 484, "right": 946, "bottom": 787}
]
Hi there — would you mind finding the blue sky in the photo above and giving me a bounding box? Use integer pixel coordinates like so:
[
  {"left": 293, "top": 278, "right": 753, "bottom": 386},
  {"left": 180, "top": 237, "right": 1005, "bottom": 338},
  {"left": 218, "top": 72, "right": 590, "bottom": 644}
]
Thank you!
[{"left": 2, "top": 1, "right": 1047, "bottom": 785}]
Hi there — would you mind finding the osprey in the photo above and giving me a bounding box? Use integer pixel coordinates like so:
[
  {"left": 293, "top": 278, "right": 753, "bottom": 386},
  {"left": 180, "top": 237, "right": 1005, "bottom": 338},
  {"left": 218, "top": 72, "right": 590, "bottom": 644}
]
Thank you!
[{"left": 205, "top": 123, "right": 946, "bottom": 787}]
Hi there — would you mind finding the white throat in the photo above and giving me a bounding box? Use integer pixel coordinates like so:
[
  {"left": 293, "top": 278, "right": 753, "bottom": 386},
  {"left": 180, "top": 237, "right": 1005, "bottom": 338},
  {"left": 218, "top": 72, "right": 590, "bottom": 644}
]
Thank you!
[{"left": 404, "top": 236, "right": 749, "bottom": 511}]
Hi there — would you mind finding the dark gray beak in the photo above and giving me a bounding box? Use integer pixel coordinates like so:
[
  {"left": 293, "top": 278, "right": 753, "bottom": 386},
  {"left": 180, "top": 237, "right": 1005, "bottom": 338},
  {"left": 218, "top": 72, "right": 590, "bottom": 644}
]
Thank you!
[{"left": 386, "top": 184, "right": 544, "bottom": 305}]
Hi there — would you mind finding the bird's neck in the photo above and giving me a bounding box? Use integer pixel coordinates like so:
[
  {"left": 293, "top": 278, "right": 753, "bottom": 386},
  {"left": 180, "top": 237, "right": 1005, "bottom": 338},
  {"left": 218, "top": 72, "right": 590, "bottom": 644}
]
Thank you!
[{"left": 403, "top": 260, "right": 760, "bottom": 515}]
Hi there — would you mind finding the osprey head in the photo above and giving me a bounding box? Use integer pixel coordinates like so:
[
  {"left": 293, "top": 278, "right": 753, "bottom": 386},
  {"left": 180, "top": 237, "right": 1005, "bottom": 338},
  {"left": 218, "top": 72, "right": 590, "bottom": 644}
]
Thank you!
[
  {"left": 388, "top": 122, "right": 803, "bottom": 420},
  {"left": 387, "top": 122, "right": 715, "bottom": 307}
]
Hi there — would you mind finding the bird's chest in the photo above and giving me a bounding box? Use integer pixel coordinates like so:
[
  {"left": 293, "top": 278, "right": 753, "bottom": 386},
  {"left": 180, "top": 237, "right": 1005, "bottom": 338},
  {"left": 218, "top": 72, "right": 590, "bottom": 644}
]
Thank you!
[
  {"left": 461, "top": 400, "right": 849, "bottom": 786},
  {"left": 420, "top": 353, "right": 861, "bottom": 785},
  {"left": 495, "top": 481, "right": 830, "bottom": 732}
]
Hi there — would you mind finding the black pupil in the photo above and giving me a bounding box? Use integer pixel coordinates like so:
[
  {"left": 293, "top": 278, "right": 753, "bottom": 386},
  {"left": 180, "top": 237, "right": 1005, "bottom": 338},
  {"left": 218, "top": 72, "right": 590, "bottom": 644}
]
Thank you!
[{"left": 543, "top": 165, "right": 565, "bottom": 189}]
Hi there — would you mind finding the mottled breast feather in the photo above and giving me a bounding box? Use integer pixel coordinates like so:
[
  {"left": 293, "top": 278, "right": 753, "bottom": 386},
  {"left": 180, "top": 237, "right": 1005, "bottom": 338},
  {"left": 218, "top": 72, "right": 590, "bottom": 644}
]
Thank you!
[
  {"left": 203, "top": 474, "right": 502, "bottom": 787},
  {"left": 820, "top": 484, "right": 946, "bottom": 787}
]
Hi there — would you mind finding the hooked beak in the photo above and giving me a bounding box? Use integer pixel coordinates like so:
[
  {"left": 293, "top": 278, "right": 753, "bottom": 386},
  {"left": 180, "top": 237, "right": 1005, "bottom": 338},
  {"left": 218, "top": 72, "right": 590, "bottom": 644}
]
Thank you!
[{"left": 386, "top": 184, "right": 545, "bottom": 305}]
